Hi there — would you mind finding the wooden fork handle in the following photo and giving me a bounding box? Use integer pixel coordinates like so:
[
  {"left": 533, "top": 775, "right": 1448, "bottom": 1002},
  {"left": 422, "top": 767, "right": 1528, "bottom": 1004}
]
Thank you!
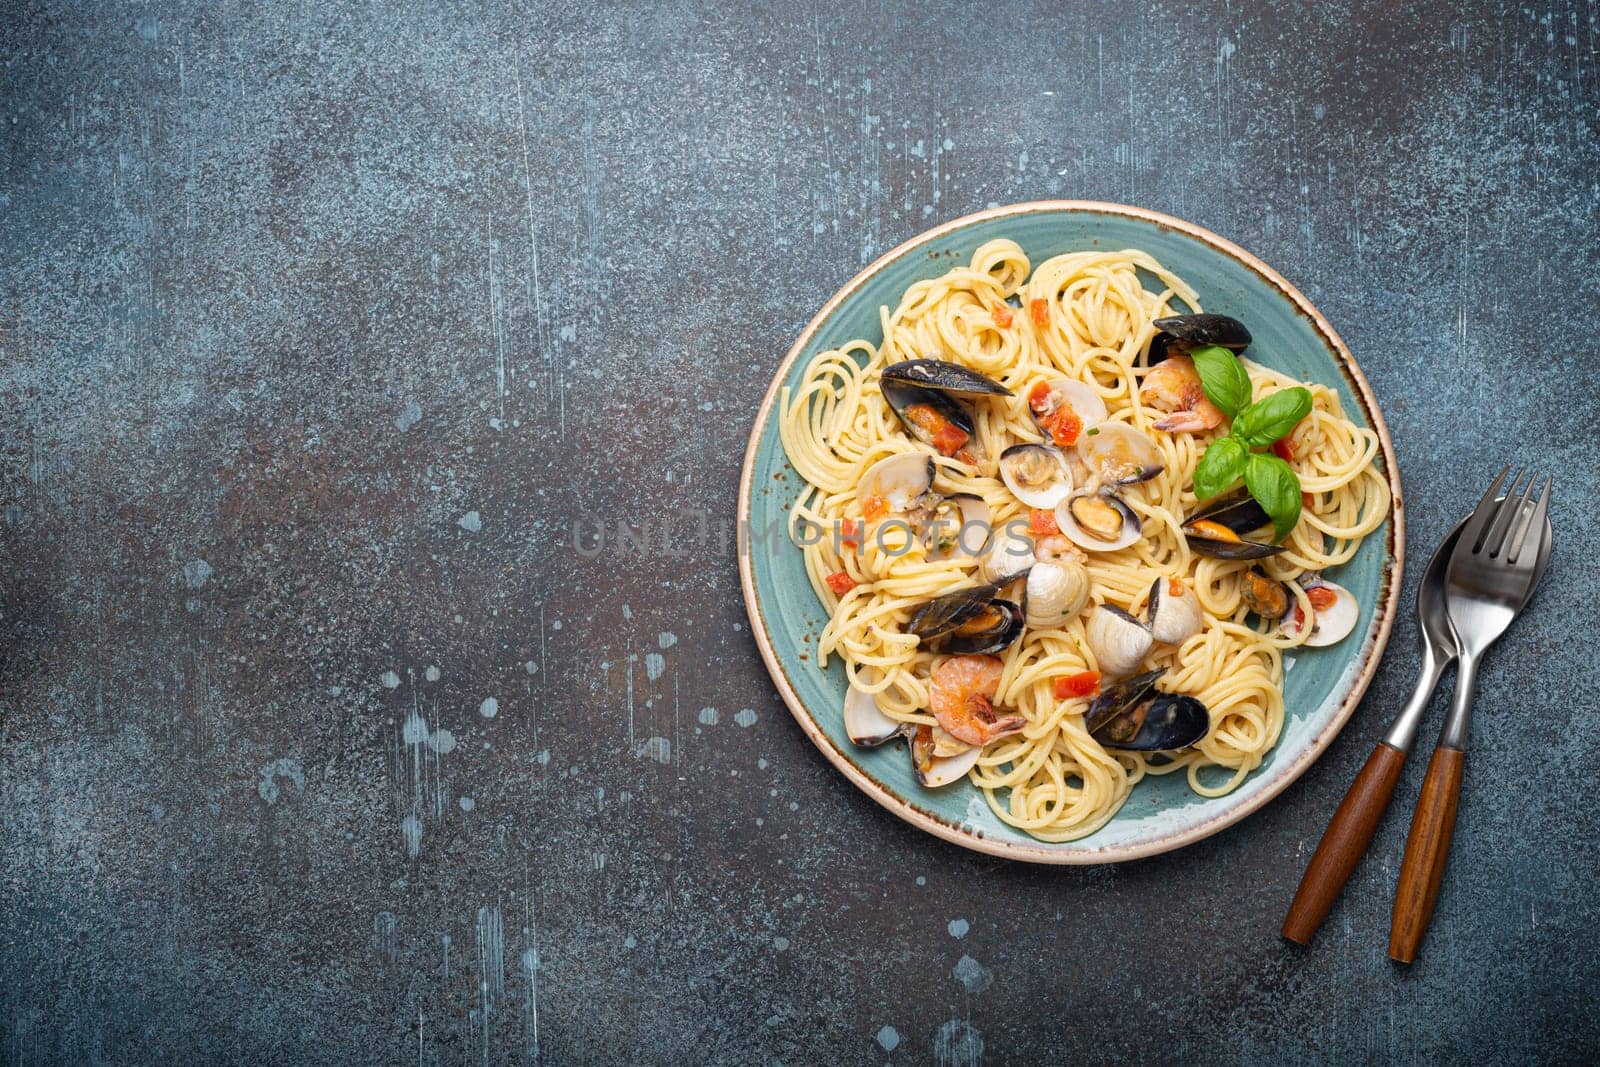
[
  {"left": 1388, "top": 745, "right": 1465, "bottom": 963},
  {"left": 1282, "top": 742, "right": 1407, "bottom": 945}
]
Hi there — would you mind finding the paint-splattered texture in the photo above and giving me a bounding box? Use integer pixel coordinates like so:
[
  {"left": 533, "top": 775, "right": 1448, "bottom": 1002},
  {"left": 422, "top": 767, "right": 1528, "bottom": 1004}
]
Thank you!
[{"left": 2, "top": 1, "right": 1597, "bottom": 1063}]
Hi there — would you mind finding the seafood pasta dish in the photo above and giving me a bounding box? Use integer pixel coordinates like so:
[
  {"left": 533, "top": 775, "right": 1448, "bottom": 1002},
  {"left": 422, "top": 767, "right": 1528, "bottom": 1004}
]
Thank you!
[{"left": 779, "top": 240, "right": 1390, "bottom": 842}]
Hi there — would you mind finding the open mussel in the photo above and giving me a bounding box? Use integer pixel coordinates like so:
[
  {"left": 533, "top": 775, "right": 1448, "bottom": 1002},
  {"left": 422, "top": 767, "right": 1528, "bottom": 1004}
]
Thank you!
[
  {"left": 881, "top": 379, "right": 979, "bottom": 464},
  {"left": 907, "top": 583, "right": 1023, "bottom": 655},
  {"left": 882, "top": 359, "right": 1012, "bottom": 397},
  {"left": 1085, "top": 668, "right": 1210, "bottom": 751},
  {"left": 1181, "top": 494, "right": 1286, "bottom": 560},
  {"left": 1146, "top": 314, "right": 1252, "bottom": 365}
]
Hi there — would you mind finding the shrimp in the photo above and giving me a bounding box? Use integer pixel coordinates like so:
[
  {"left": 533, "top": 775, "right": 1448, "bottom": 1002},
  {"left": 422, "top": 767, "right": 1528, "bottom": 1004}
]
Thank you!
[
  {"left": 929, "top": 655, "right": 1025, "bottom": 746},
  {"left": 1139, "top": 355, "right": 1224, "bottom": 433},
  {"left": 1033, "top": 534, "right": 1088, "bottom": 565}
]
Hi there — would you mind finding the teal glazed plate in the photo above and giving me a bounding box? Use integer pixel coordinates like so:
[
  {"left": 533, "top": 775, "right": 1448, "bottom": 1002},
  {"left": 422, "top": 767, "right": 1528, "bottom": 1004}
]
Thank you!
[{"left": 738, "top": 202, "right": 1404, "bottom": 863}]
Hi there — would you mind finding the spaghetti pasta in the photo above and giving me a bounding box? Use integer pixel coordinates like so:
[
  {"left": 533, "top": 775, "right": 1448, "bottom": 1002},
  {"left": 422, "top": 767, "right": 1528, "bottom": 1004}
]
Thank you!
[{"left": 780, "top": 240, "right": 1389, "bottom": 843}]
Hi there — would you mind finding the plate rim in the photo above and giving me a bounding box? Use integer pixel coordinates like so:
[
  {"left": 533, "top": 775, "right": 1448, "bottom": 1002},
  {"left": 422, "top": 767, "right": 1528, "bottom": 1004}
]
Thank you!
[{"left": 737, "top": 199, "right": 1406, "bottom": 864}]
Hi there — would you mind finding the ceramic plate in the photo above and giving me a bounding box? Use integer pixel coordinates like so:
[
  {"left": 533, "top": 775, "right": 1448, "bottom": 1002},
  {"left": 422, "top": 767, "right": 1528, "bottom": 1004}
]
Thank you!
[{"left": 738, "top": 201, "right": 1403, "bottom": 863}]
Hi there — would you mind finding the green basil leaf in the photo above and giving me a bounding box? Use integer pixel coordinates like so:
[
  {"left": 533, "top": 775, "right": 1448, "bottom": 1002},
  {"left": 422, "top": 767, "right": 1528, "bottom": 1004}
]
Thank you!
[
  {"left": 1188, "top": 345, "right": 1253, "bottom": 419},
  {"left": 1192, "top": 436, "right": 1248, "bottom": 500},
  {"left": 1245, "top": 452, "right": 1303, "bottom": 540},
  {"left": 1233, "top": 387, "right": 1313, "bottom": 448}
]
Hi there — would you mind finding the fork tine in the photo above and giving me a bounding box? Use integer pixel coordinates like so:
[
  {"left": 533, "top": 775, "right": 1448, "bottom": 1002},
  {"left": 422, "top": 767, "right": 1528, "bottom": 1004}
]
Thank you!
[
  {"left": 1458, "top": 466, "right": 1510, "bottom": 552},
  {"left": 1507, "top": 474, "right": 1552, "bottom": 566},
  {"left": 1479, "top": 467, "right": 1526, "bottom": 556}
]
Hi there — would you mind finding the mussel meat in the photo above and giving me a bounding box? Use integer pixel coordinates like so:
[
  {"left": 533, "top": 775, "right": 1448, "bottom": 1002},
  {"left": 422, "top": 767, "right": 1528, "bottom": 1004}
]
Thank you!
[
  {"left": 1240, "top": 566, "right": 1292, "bottom": 620},
  {"left": 1023, "top": 559, "right": 1091, "bottom": 629},
  {"left": 999, "top": 443, "right": 1074, "bottom": 509},
  {"left": 1085, "top": 605, "right": 1154, "bottom": 677},
  {"left": 1181, "top": 494, "right": 1286, "bottom": 560},
  {"left": 881, "top": 379, "right": 980, "bottom": 465},
  {"left": 1085, "top": 668, "right": 1210, "bottom": 751},
  {"left": 1146, "top": 313, "right": 1252, "bottom": 365},
  {"left": 1055, "top": 490, "right": 1143, "bottom": 552},
  {"left": 1077, "top": 422, "right": 1164, "bottom": 485},
  {"left": 1147, "top": 576, "right": 1203, "bottom": 645},
  {"left": 882, "top": 359, "right": 1012, "bottom": 397},
  {"left": 907, "top": 583, "right": 1023, "bottom": 655},
  {"left": 1025, "top": 378, "right": 1107, "bottom": 447}
]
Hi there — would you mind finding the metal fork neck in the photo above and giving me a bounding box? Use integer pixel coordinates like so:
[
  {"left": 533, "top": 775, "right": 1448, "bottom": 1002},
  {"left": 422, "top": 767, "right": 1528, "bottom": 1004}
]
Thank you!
[
  {"left": 1439, "top": 647, "right": 1482, "bottom": 750},
  {"left": 1382, "top": 643, "right": 1451, "bottom": 754}
]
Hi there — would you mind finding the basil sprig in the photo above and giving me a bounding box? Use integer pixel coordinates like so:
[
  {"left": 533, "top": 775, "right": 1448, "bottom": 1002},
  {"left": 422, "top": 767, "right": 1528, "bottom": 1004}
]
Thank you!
[{"left": 1187, "top": 345, "right": 1312, "bottom": 540}]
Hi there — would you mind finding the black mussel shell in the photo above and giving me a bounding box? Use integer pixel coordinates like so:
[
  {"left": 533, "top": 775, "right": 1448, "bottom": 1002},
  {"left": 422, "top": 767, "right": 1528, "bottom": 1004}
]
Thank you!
[
  {"left": 1085, "top": 669, "right": 1165, "bottom": 734},
  {"left": 1094, "top": 694, "right": 1210, "bottom": 751},
  {"left": 1147, "top": 314, "right": 1252, "bottom": 364},
  {"left": 1180, "top": 494, "right": 1286, "bottom": 560},
  {"left": 882, "top": 359, "right": 1013, "bottom": 397},
  {"left": 907, "top": 582, "right": 1003, "bottom": 639},
  {"left": 1184, "top": 493, "right": 1272, "bottom": 534},
  {"left": 881, "top": 379, "right": 976, "bottom": 444},
  {"left": 933, "top": 599, "right": 1024, "bottom": 655}
]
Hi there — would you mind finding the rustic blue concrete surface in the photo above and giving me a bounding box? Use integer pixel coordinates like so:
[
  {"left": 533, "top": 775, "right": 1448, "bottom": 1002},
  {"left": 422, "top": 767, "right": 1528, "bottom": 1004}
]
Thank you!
[{"left": 2, "top": 1, "right": 1597, "bottom": 1063}]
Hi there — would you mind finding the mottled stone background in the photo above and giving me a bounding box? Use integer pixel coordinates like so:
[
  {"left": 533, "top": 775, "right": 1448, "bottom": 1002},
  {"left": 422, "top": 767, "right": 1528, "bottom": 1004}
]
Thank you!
[{"left": 2, "top": 1, "right": 1596, "bottom": 1063}]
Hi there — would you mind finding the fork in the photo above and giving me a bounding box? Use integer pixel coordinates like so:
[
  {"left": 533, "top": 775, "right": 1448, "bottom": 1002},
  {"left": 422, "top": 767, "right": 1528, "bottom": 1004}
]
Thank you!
[{"left": 1388, "top": 468, "right": 1553, "bottom": 963}]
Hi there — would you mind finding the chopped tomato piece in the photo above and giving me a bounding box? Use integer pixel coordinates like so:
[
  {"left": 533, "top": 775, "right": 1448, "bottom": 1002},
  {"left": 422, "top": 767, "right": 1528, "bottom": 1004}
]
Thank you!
[
  {"left": 1053, "top": 671, "right": 1102, "bottom": 699},
  {"left": 1029, "top": 298, "right": 1050, "bottom": 327},
  {"left": 1029, "top": 508, "right": 1060, "bottom": 536},
  {"left": 824, "top": 570, "right": 857, "bottom": 596},
  {"left": 992, "top": 303, "right": 1013, "bottom": 328},
  {"left": 1306, "top": 586, "right": 1338, "bottom": 611},
  {"left": 1271, "top": 437, "right": 1295, "bottom": 462},
  {"left": 862, "top": 496, "right": 889, "bottom": 522},
  {"left": 932, "top": 423, "right": 970, "bottom": 456},
  {"left": 1302, "top": 490, "right": 1315, "bottom": 509},
  {"left": 1044, "top": 408, "right": 1082, "bottom": 447},
  {"left": 1028, "top": 381, "right": 1053, "bottom": 411},
  {"left": 1168, "top": 577, "right": 1185, "bottom": 597},
  {"left": 840, "top": 518, "right": 863, "bottom": 549}
]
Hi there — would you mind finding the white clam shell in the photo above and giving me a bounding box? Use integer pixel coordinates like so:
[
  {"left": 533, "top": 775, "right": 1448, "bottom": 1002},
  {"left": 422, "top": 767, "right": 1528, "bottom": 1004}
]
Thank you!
[
  {"left": 1148, "top": 577, "right": 1203, "bottom": 645},
  {"left": 843, "top": 683, "right": 903, "bottom": 747},
  {"left": 979, "top": 527, "right": 1035, "bottom": 584},
  {"left": 1024, "top": 560, "right": 1091, "bottom": 629},
  {"left": 1030, "top": 377, "right": 1109, "bottom": 433},
  {"left": 1086, "top": 605, "right": 1154, "bottom": 676},
  {"left": 914, "top": 744, "right": 981, "bottom": 788}
]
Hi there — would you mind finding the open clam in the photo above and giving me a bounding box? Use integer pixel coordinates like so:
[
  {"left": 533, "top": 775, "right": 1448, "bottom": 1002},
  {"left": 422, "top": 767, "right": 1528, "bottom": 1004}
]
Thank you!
[
  {"left": 1085, "top": 668, "right": 1210, "bottom": 751},
  {"left": 1055, "top": 490, "right": 1142, "bottom": 552},
  {"left": 1282, "top": 577, "right": 1359, "bottom": 647},
  {"left": 1181, "top": 494, "right": 1286, "bottom": 560},
  {"left": 1077, "top": 423, "right": 1164, "bottom": 485},
  {"left": 1026, "top": 377, "right": 1107, "bottom": 447},
  {"left": 858, "top": 453, "right": 936, "bottom": 514},
  {"left": 843, "top": 683, "right": 905, "bottom": 748},
  {"left": 1146, "top": 313, "right": 1252, "bottom": 365},
  {"left": 910, "top": 724, "right": 983, "bottom": 787},
  {"left": 999, "top": 443, "right": 1074, "bottom": 509},
  {"left": 924, "top": 493, "right": 990, "bottom": 560}
]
